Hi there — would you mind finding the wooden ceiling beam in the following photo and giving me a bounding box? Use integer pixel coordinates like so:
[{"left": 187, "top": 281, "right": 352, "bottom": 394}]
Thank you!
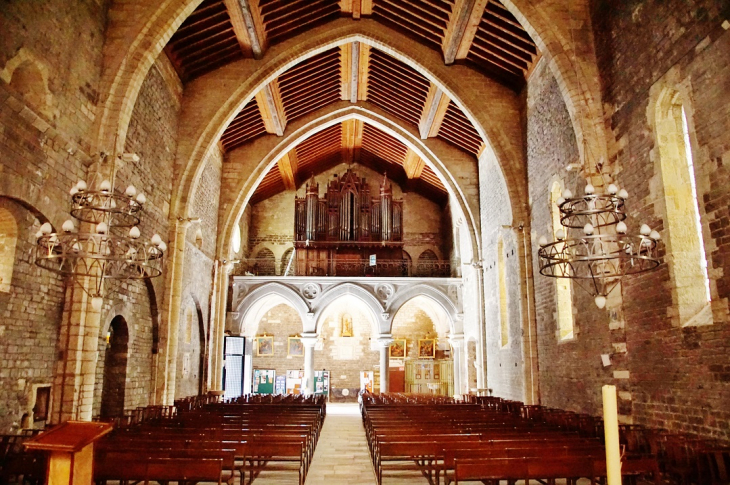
[
  {"left": 418, "top": 82, "right": 451, "bottom": 139},
  {"left": 223, "top": 0, "right": 266, "bottom": 59},
  {"left": 254, "top": 79, "right": 287, "bottom": 136},
  {"left": 277, "top": 150, "right": 299, "bottom": 190},
  {"left": 341, "top": 119, "right": 364, "bottom": 164},
  {"left": 340, "top": 42, "right": 369, "bottom": 102},
  {"left": 442, "top": 0, "right": 490, "bottom": 64},
  {"left": 402, "top": 149, "right": 425, "bottom": 179},
  {"left": 340, "top": 0, "right": 373, "bottom": 19}
]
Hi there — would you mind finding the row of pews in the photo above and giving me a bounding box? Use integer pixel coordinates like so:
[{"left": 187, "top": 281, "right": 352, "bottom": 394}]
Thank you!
[
  {"left": 362, "top": 392, "right": 729, "bottom": 485},
  {"left": 94, "top": 393, "right": 326, "bottom": 485}
]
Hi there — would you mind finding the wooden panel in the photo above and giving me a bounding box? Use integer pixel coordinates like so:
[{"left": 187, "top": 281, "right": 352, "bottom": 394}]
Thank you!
[
  {"left": 220, "top": 97, "right": 267, "bottom": 151},
  {"left": 436, "top": 100, "right": 484, "bottom": 155},
  {"left": 372, "top": 0, "right": 455, "bottom": 49},
  {"left": 259, "top": 0, "right": 341, "bottom": 44},
  {"left": 278, "top": 47, "right": 341, "bottom": 122},
  {"left": 368, "top": 48, "right": 430, "bottom": 127},
  {"left": 164, "top": 0, "right": 245, "bottom": 82}
]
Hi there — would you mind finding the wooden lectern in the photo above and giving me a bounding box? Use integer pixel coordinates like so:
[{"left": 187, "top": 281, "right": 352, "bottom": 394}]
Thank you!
[{"left": 24, "top": 421, "right": 113, "bottom": 485}]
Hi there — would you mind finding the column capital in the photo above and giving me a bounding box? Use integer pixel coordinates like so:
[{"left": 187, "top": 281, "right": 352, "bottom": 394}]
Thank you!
[
  {"left": 377, "top": 334, "right": 394, "bottom": 347},
  {"left": 300, "top": 333, "right": 318, "bottom": 347},
  {"left": 448, "top": 333, "right": 465, "bottom": 347}
]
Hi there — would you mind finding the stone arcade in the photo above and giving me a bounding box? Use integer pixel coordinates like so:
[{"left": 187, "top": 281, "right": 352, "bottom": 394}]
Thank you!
[{"left": 0, "top": 0, "right": 729, "bottom": 451}]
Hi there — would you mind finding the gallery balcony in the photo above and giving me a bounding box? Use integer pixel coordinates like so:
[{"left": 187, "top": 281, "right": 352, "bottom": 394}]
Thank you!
[{"left": 233, "top": 257, "right": 454, "bottom": 278}]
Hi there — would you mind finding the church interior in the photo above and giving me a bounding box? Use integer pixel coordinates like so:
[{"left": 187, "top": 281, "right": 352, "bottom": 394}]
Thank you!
[{"left": 0, "top": 0, "right": 729, "bottom": 483}]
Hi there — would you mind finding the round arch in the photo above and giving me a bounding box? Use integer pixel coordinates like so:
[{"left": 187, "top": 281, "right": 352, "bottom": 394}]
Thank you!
[
  {"left": 385, "top": 284, "right": 461, "bottom": 334},
  {"left": 233, "top": 283, "right": 310, "bottom": 336},
  {"left": 311, "top": 283, "right": 385, "bottom": 335},
  {"left": 217, "top": 106, "right": 484, "bottom": 263}
]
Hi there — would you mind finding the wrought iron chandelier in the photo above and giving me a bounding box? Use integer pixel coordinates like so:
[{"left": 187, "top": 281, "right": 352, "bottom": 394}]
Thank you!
[
  {"left": 537, "top": 181, "right": 661, "bottom": 308},
  {"left": 34, "top": 152, "right": 166, "bottom": 310}
]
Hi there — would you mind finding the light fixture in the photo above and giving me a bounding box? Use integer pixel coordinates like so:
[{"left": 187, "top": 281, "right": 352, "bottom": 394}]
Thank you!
[
  {"left": 34, "top": 151, "right": 165, "bottom": 308},
  {"left": 538, "top": 179, "right": 661, "bottom": 308}
]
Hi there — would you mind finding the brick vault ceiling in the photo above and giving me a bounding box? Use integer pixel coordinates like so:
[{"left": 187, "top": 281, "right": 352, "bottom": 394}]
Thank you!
[{"left": 164, "top": 0, "right": 539, "bottom": 204}]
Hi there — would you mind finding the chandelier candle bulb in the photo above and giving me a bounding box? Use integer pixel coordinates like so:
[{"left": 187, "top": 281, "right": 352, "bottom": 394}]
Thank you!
[
  {"left": 96, "top": 222, "right": 108, "bottom": 234},
  {"left": 151, "top": 234, "right": 163, "bottom": 246},
  {"left": 62, "top": 220, "right": 75, "bottom": 232},
  {"left": 640, "top": 224, "right": 651, "bottom": 236},
  {"left": 125, "top": 185, "right": 137, "bottom": 198},
  {"left": 100, "top": 180, "right": 111, "bottom": 192},
  {"left": 538, "top": 236, "right": 548, "bottom": 247},
  {"left": 556, "top": 228, "right": 565, "bottom": 240},
  {"left": 650, "top": 230, "right": 661, "bottom": 240},
  {"left": 618, "top": 189, "right": 629, "bottom": 199},
  {"left": 136, "top": 193, "right": 146, "bottom": 204},
  {"left": 91, "top": 296, "right": 104, "bottom": 311},
  {"left": 583, "top": 223, "right": 594, "bottom": 235},
  {"left": 595, "top": 295, "right": 607, "bottom": 309},
  {"left": 585, "top": 183, "right": 595, "bottom": 195},
  {"left": 607, "top": 184, "right": 618, "bottom": 195},
  {"left": 616, "top": 221, "right": 628, "bottom": 234},
  {"left": 556, "top": 197, "right": 565, "bottom": 206},
  {"left": 35, "top": 230, "right": 43, "bottom": 239},
  {"left": 562, "top": 189, "right": 573, "bottom": 199},
  {"left": 69, "top": 186, "right": 79, "bottom": 196},
  {"left": 129, "top": 226, "right": 141, "bottom": 239},
  {"left": 40, "top": 222, "right": 52, "bottom": 234},
  {"left": 72, "top": 242, "right": 82, "bottom": 252},
  {"left": 158, "top": 241, "right": 167, "bottom": 252},
  {"left": 76, "top": 180, "right": 87, "bottom": 191}
]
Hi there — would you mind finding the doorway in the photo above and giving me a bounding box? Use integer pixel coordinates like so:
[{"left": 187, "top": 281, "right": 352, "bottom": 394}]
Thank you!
[{"left": 100, "top": 315, "right": 129, "bottom": 419}]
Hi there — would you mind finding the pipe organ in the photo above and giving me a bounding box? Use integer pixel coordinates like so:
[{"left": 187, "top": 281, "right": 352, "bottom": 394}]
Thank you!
[{"left": 294, "top": 169, "right": 405, "bottom": 276}]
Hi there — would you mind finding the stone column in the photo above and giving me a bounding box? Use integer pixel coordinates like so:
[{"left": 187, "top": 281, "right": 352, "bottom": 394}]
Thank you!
[
  {"left": 209, "top": 260, "right": 234, "bottom": 392},
  {"left": 377, "top": 335, "right": 393, "bottom": 393},
  {"left": 473, "top": 261, "right": 487, "bottom": 389},
  {"left": 449, "top": 333, "right": 465, "bottom": 397},
  {"left": 301, "top": 333, "right": 318, "bottom": 395}
]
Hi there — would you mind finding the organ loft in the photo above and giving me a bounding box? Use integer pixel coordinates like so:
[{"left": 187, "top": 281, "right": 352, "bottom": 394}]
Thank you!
[{"left": 294, "top": 170, "right": 406, "bottom": 276}]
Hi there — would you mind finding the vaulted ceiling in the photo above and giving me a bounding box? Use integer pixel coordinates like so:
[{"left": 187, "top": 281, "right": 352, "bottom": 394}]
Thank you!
[{"left": 164, "top": 0, "right": 538, "bottom": 205}]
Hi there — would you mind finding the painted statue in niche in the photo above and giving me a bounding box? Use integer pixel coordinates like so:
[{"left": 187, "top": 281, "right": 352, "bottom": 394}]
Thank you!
[{"left": 341, "top": 313, "right": 353, "bottom": 337}]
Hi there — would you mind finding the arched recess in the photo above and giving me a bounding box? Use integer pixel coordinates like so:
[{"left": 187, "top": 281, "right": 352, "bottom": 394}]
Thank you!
[
  {"left": 218, "top": 106, "right": 485, "bottom": 265},
  {"left": 385, "top": 285, "right": 461, "bottom": 334},
  {"left": 0, "top": 207, "right": 18, "bottom": 292},
  {"left": 391, "top": 295, "right": 451, "bottom": 337},
  {"left": 100, "top": 315, "right": 130, "bottom": 419},
  {"left": 173, "top": 22, "right": 524, "bottom": 240},
  {"left": 233, "top": 283, "right": 310, "bottom": 336},
  {"left": 312, "top": 283, "right": 384, "bottom": 335},
  {"left": 317, "top": 294, "right": 379, "bottom": 340}
]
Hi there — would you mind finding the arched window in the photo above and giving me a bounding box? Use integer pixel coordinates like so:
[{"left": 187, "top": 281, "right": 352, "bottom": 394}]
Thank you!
[
  {"left": 655, "top": 93, "right": 711, "bottom": 325},
  {"left": 551, "top": 182, "right": 574, "bottom": 340},
  {"left": 497, "top": 237, "right": 509, "bottom": 348},
  {"left": 0, "top": 208, "right": 18, "bottom": 292}
]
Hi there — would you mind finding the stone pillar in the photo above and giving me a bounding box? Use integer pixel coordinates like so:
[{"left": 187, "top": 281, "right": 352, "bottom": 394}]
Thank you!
[
  {"left": 301, "top": 333, "right": 318, "bottom": 395},
  {"left": 473, "top": 261, "right": 487, "bottom": 389},
  {"left": 449, "top": 333, "right": 465, "bottom": 397},
  {"left": 157, "top": 219, "right": 191, "bottom": 405},
  {"left": 377, "top": 335, "right": 393, "bottom": 393},
  {"left": 209, "top": 260, "right": 234, "bottom": 392}
]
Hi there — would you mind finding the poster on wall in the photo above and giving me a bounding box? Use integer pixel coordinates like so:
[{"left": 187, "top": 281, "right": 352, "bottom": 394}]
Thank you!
[
  {"left": 286, "top": 370, "right": 305, "bottom": 395},
  {"left": 314, "top": 370, "right": 330, "bottom": 396},
  {"left": 274, "top": 375, "right": 286, "bottom": 395},
  {"left": 252, "top": 369, "right": 275, "bottom": 394},
  {"left": 360, "top": 371, "right": 374, "bottom": 392}
]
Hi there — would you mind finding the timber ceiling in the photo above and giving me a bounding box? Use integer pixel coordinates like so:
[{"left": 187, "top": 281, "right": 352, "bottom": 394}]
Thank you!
[
  {"left": 249, "top": 120, "right": 448, "bottom": 205},
  {"left": 164, "top": 0, "right": 538, "bottom": 204}
]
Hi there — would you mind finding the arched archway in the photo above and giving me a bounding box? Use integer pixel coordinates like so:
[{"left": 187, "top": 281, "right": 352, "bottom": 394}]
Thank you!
[
  {"left": 0, "top": 207, "right": 18, "bottom": 292},
  {"left": 100, "top": 315, "right": 129, "bottom": 419}
]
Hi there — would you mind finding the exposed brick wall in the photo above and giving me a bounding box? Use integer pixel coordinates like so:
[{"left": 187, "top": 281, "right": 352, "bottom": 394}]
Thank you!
[
  {"left": 0, "top": 198, "right": 64, "bottom": 432},
  {"left": 591, "top": 0, "right": 730, "bottom": 439},
  {"left": 525, "top": 59, "right": 612, "bottom": 415}
]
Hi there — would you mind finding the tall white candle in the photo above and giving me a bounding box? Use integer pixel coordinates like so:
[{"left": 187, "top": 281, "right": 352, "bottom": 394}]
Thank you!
[{"left": 602, "top": 384, "right": 622, "bottom": 485}]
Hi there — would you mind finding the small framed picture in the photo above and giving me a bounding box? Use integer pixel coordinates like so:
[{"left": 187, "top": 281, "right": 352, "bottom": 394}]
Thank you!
[
  {"left": 416, "top": 372, "right": 421, "bottom": 379},
  {"left": 256, "top": 336, "right": 274, "bottom": 356},
  {"left": 418, "top": 339, "right": 436, "bottom": 359},
  {"left": 288, "top": 336, "right": 304, "bottom": 357},
  {"left": 389, "top": 339, "right": 406, "bottom": 358}
]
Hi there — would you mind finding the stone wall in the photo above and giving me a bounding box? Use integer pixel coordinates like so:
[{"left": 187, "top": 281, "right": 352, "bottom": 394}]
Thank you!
[
  {"left": 524, "top": 58, "right": 611, "bottom": 414},
  {"left": 0, "top": 198, "right": 64, "bottom": 432},
  {"left": 590, "top": 0, "right": 730, "bottom": 439}
]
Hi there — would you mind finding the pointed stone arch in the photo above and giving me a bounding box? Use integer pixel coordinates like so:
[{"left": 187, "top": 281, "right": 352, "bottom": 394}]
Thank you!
[
  {"left": 312, "top": 283, "right": 385, "bottom": 335},
  {"left": 233, "top": 283, "right": 310, "bottom": 336},
  {"left": 385, "top": 284, "right": 461, "bottom": 334}
]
